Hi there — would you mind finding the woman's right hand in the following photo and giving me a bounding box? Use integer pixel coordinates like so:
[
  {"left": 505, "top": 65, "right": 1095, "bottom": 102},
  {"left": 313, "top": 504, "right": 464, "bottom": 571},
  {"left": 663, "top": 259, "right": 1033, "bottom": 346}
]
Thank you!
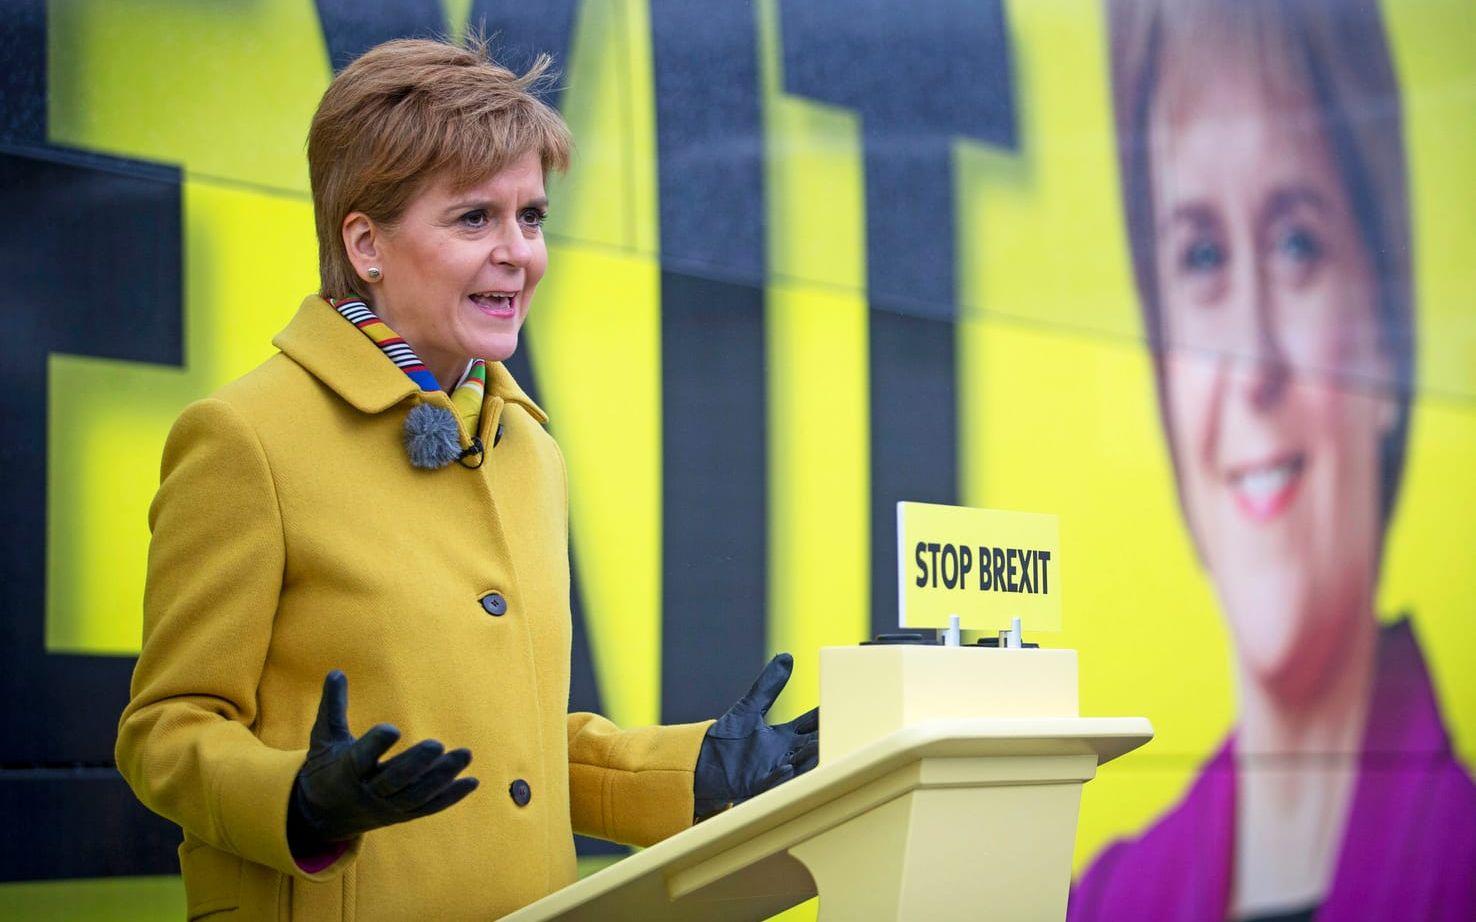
[{"left": 288, "top": 670, "right": 478, "bottom": 853}]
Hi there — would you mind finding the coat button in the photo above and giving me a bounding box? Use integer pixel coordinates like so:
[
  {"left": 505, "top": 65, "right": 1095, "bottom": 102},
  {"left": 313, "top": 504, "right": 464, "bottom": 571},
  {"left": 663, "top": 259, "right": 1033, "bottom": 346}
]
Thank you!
[
  {"left": 481, "top": 593, "right": 507, "bottom": 617},
  {"left": 509, "top": 779, "right": 531, "bottom": 807}
]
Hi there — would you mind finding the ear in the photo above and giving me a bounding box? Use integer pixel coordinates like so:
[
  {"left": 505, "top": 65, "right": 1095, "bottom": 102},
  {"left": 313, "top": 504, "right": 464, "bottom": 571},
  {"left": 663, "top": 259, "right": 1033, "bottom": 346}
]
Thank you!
[{"left": 341, "top": 212, "right": 384, "bottom": 286}]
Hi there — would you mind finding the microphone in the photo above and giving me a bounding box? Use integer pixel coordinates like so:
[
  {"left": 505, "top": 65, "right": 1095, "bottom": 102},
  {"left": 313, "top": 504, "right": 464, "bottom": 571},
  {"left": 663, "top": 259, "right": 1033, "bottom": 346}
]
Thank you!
[{"left": 403, "top": 403, "right": 481, "bottom": 470}]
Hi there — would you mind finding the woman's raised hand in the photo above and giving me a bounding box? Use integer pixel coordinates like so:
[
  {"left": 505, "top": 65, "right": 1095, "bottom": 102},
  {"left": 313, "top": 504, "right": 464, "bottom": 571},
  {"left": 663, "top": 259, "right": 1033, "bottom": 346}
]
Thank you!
[
  {"left": 288, "top": 670, "right": 479, "bottom": 853},
  {"left": 693, "top": 653, "right": 820, "bottom": 820}
]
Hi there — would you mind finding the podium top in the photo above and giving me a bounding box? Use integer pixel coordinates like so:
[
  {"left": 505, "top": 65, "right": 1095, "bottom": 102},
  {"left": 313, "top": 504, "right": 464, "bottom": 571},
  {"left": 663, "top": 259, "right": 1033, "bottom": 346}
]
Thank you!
[{"left": 504, "top": 716, "right": 1153, "bottom": 921}]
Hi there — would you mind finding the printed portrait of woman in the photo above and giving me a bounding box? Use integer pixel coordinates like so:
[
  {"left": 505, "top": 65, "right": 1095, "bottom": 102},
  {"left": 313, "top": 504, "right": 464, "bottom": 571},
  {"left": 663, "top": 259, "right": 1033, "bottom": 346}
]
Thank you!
[{"left": 1069, "top": 1, "right": 1476, "bottom": 919}]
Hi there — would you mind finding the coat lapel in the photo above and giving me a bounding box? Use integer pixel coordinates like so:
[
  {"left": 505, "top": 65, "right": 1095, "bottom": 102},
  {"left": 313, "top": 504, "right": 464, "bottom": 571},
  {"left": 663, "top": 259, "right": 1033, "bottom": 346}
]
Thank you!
[
  {"left": 273, "top": 294, "right": 550, "bottom": 425},
  {"left": 487, "top": 358, "right": 548, "bottom": 425},
  {"left": 274, "top": 295, "right": 419, "bottom": 413}
]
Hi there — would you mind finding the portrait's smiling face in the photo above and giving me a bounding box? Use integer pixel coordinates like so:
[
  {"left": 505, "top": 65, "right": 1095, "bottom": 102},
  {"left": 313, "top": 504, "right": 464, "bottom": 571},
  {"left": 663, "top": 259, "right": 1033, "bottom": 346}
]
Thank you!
[
  {"left": 346, "top": 149, "right": 549, "bottom": 385},
  {"left": 1148, "top": 48, "right": 1396, "bottom": 701}
]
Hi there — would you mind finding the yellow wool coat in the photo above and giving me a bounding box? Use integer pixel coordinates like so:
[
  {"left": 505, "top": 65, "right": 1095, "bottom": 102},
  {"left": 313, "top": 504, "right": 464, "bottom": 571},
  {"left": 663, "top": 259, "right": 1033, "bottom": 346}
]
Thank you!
[{"left": 116, "top": 294, "right": 713, "bottom": 921}]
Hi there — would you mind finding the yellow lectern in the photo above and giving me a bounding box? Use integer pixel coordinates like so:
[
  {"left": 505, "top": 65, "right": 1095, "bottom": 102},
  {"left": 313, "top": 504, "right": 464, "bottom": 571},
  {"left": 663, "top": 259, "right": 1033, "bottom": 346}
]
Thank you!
[{"left": 504, "top": 645, "right": 1152, "bottom": 921}]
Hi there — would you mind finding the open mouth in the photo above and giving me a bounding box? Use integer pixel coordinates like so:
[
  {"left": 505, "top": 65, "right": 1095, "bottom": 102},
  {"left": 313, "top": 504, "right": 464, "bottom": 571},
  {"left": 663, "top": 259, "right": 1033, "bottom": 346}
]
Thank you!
[
  {"left": 1227, "top": 453, "right": 1305, "bottom": 523},
  {"left": 469, "top": 290, "right": 517, "bottom": 318}
]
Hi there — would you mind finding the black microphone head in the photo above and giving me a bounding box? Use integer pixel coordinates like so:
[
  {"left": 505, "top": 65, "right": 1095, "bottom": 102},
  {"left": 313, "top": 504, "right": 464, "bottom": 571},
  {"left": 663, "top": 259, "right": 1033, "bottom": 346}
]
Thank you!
[{"left": 403, "top": 402, "right": 462, "bottom": 469}]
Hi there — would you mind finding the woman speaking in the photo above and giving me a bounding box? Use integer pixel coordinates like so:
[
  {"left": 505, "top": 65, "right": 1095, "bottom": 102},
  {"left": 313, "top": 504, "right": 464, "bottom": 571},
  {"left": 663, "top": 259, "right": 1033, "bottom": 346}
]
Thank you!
[{"left": 116, "top": 38, "right": 817, "bottom": 920}]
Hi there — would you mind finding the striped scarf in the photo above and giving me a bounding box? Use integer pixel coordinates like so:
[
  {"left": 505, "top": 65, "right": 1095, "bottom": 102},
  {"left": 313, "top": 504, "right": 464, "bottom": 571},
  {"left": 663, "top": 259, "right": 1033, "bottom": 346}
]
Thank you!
[{"left": 330, "top": 297, "right": 487, "bottom": 433}]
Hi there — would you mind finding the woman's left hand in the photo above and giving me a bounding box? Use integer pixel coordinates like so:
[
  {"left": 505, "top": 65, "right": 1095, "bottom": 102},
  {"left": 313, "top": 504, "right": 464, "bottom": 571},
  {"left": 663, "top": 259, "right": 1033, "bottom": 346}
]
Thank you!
[
  {"left": 693, "top": 653, "right": 820, "bottom": 820},
  {"left": 289, "top": 670, "right": 479, "bottom": 854}
]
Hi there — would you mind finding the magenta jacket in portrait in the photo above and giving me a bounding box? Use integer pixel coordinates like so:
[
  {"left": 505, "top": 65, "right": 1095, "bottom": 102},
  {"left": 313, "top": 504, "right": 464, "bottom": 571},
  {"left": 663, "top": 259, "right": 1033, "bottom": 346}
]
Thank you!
[{"left": 1069, "top": 620, "right": 1476, "bottom": 921}]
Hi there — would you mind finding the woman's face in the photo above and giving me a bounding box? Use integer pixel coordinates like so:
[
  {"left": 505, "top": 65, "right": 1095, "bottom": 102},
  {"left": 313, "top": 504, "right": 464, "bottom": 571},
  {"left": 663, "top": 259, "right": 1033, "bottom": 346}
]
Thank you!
[
  {"left": 346, "top": 149, "right": 549, "bottom": 383},
  {"left": 1148, "top": 56, "right": 1396, "bottom": 700}
]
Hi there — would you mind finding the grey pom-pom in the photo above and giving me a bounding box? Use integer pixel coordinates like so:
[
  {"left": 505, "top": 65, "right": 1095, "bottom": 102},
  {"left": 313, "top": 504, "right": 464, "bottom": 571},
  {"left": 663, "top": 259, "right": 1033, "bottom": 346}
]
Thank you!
[{"left": 403, "top": 403, "right": 462, "bottom": 469}]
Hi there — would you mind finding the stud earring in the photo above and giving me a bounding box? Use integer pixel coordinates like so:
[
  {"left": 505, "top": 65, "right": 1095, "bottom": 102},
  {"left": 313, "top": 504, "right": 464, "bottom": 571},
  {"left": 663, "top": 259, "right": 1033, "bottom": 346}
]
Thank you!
[{"left": 366, "top": 266, "right": 382, "bottom": 282}]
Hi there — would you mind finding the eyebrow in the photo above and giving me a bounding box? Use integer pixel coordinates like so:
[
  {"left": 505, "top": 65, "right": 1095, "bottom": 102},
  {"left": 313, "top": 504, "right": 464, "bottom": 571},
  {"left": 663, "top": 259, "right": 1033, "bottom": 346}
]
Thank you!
[
  {"left": 1261, "top": 185, "right": 1329, "bottom": 223},
  {"left": 1161, "top": 202, "right": 1218, "bottom": 238},
  {"left": 445, "top": 195, "right": 549, "bottom": 214},
  {"left": 1159, "top": 184, "right": 1329, "bottom": 239}
]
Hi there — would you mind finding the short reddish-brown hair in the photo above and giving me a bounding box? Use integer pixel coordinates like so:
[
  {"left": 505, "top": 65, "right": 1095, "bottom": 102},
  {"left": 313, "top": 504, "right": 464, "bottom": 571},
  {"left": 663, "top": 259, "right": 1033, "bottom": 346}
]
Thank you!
[{"left": 308, "top": 36, "right": 572, "bottom": 298}]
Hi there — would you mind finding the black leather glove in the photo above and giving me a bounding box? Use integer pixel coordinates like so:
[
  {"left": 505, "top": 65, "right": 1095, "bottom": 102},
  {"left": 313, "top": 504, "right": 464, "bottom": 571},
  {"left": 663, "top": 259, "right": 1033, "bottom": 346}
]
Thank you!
[
  {"left": 693, "top": 653, "right": 820, "bottom": 820},
  {"left": 287, "top": 670, "right": 479, "bottom": 855}
]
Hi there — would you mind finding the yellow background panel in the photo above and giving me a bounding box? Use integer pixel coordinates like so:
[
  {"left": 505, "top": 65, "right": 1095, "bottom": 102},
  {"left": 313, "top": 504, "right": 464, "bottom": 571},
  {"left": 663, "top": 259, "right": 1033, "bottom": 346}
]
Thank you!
[
  {"left": 0, "top": 856, "right": 620, "bottom": 920},
  {"left": 47, "top": 365, "right": 185, "bottom": 654},
  {"left": 49, "top": 0, "right": 661, "bottom": 260},
  {"left": 1385, "top": 0, "right": 1476, "bottom": 400},
  {"left": 445, "top": 0, "right": 475, "bottom": 43},
  {"left": 543, "top": 0, "right": 656, "bottom": 255},
  {"left": 759, "top": 0, "right": 866, "bottom": 299},
  {"left": 764, "top": 281, "right": 871, "bottom": 723},
  {"left": 524, "top": 242, "right": 664, "bottom": 730},
  {"left": 956, "top": 0, "right": 1140, "bottom": 343},
  {"left": 758, "top": 0, "right": 871, "bottom": 729},
  {"left": 758, "top": 4, "right": 868, "bottom": 913},
  {"left": 48, "top": 0, "right": 330, "bottom": 192},
  {"left": 1379, "top": 394, "right": 1476, "bottom": 765},
  {"left": 47, "top": 179, "right": 318, "bottom": 654},
  {"left": 515, "top": 0, "right": 664, "bottom": 729}
]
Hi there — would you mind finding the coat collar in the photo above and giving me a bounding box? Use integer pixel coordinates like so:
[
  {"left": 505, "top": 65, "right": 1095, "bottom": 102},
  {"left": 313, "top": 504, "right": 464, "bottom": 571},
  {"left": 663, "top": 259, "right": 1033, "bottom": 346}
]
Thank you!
[{"left": 273, "top": 294, "right": 549, "bottom": 423}]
